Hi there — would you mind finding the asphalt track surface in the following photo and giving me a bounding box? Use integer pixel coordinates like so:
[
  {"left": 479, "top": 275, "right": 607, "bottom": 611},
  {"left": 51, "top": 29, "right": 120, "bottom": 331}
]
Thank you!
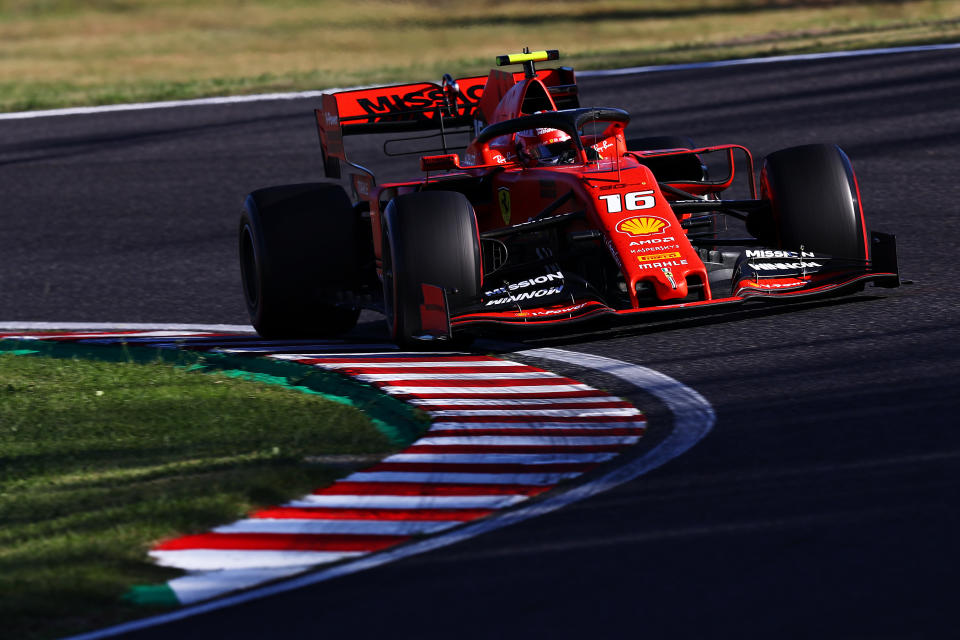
[{"left": 2, "top": 48, "right": 959, "bottom": 637}]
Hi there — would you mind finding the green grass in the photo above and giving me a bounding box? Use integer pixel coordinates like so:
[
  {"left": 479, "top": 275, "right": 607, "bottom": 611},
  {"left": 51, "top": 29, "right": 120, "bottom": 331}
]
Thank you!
[
  {"left": 0, "top": 352, "right": 398, "bottom": 640},
  {"left": 0, "top": 0, "right": 958, "bottom": 112}
]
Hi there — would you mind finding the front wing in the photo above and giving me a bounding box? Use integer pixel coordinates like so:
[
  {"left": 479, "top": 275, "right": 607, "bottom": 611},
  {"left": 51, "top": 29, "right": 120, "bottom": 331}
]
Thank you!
[
  {"left": 451, "top": 270, "right": 896, "bottom": 330},
  {"left": 444, "top": 232, "right": 900, "bottom": 333}
]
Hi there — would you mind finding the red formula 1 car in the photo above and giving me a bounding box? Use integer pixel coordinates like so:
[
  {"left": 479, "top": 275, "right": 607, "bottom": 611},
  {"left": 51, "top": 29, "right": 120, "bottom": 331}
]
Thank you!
[{"left": 238, "top": 49, "right": 899, "bottom": 346}]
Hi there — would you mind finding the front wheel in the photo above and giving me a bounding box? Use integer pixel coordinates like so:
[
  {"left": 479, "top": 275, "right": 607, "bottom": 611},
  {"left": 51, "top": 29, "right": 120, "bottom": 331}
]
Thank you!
[
  {"left": 759, "top": 144, "right": 869, "bottom": 260},
  {"left": 381, "top": 191, "right": 481, "bottom": 347}
]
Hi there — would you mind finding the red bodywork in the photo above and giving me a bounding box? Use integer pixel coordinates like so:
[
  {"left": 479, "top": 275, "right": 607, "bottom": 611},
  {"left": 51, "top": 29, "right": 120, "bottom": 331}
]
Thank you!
[{"left": 315, "top": 54, "right": 899, "bottom": 334}]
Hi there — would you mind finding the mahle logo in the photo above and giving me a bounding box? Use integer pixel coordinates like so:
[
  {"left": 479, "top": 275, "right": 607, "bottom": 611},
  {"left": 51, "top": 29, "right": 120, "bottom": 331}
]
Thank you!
[{"left": 617, "top": 216, "right": 668, "bottom": 236}]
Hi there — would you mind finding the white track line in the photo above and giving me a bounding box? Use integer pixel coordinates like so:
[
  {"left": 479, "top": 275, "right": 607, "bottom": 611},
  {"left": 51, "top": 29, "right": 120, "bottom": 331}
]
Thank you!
[
  {"left": 288, "top": 495, "right": 529, "bottom": 509},
  {"left": 163, "top": 565, "right": 319, "bottom": 603},
  {"left": 6, "top": 330, "right": 219, "bottom": 340},
  {"left": 161, "top": 565, "right": 318, "bottom": 604},
  {"left": 379, "top": 383, "right": 595, "bottom": 395},
  {"left": 0, "top": 322, "right": 256, "bottom": 332},
  {"left": 3, "top": 43, "right": 958, "bottom": 122},
  {"left": 215, "top": 345, "right": 401, "bottom": 353},
  {"left": 212, "top": 519, "right": 459, "bottom": 536},
  {"left": 426, "top": 422, "right": 646, "bottom": 431},
  {"left": 352, "top": 371, "right": 561, "bottom": 381},
  {"left": 66, "top": 346, "right": 713, "bottom": 640},
  {"left": 426, "top": 408, "right": 641, "bottom": 417},
  {"left": 576, "top": 42, "right": 960, "bottom": 78},
  {"left": 413, "top": 435, "right": 642, "bottom": 446},
  {"left": 338, "top": 471, "right": 583, "bottom": 485},
  {"left": 317, "top": 361, "right": 525, "bottom": 369},
  {"left": 0, "top": 90, "right": 339, "bottom": 121},
  {"left": 150, "top": 550, "right": 361, "bottom": 571},
  {"left": 409, "top": 396, "right": 626, "bottom": 406},
  {"left": 384, "top": 452, "right": 617, "bottom": 465}
]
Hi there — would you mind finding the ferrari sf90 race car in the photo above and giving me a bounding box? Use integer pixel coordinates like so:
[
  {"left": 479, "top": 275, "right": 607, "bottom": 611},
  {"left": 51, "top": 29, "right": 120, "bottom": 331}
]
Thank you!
[{"left": 238, "top": 49, "right": 899, "bottom": 346}]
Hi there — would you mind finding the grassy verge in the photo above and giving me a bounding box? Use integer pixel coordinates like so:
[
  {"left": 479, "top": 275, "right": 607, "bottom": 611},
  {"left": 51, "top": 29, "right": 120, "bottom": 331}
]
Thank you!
[
  {"left": 0, "top": 350, "right": 403, "bottom": 640},
  {"left": 0, "top": 0, "right": 958, "bottom": 112}
]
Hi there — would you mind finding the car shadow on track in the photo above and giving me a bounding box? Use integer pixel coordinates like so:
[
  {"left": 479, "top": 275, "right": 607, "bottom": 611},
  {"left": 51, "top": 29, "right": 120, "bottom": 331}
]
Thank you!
[
  {"left": 478, "top": 292, "right": 892, "bottom": 351},
  {"left": 346, "top": 293, "right": 897, "bottom": 355}
]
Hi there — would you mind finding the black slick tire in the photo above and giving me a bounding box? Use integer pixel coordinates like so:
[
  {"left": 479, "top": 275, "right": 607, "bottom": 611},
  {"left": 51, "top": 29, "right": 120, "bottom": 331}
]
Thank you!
[
  {"left": 760, "top": 144, "right": 868, "bottom": 260},
  {"left": 381, "top": 191, "right": 481, "bottom": 347},
  {"left": 239, "top": 183, "right": 360, "bottom": 338}
]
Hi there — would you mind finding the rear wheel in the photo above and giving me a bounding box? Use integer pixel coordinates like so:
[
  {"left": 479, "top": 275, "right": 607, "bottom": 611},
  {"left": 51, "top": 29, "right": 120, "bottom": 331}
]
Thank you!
[
  {"left": 381, "top": 191, "right": 481, "bottom": 347},
  {"left": 759, "top": 144, "right": 868, "bottom": 260},
  {"left": 239, "top": 183, "right": 360, "bottom": 338}
]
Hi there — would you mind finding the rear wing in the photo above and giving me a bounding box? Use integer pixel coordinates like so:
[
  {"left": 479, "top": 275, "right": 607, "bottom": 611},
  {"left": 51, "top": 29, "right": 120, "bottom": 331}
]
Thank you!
[
  {"left": 315, "top": 75, "right": 487, "bottom": 185},
  {"left": 315, "top": 59, "right": 579, "bottom": 195},
  {"left": 319, "top": 76, "right": 487, "bottom": 135}
]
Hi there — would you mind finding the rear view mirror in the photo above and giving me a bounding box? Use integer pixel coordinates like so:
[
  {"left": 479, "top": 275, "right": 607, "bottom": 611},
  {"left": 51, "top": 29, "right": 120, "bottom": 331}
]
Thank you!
[{"left": 420, "top": 154, "right": 461, "bottom": 172}]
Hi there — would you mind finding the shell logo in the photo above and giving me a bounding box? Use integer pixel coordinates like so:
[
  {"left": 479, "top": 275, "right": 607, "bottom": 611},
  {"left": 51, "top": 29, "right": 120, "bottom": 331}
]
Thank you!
[{"left": 617, "top": 216, "right": 669, "bottom": 236}]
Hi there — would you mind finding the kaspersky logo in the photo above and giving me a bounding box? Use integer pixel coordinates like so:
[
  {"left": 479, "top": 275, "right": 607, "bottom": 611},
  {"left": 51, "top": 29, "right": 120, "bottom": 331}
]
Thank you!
[{"left": 617, "top": 216, "right": 669, "bottom": 236}]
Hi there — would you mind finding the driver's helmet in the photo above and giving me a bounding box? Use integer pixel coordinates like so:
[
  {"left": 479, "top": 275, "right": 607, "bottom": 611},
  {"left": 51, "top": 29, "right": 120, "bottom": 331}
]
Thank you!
[{"left": 515, "top": 126, "right": 575, "bottom": 165}]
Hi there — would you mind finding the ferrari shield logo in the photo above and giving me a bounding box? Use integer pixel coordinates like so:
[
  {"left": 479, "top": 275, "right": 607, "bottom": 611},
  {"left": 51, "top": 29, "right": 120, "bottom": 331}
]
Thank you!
[
  {"left": 498, "top": 187, "right": 511, "bottom": 225},
  {"left": 661, "top": 267, "right": 678, "bottom": 289}
]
